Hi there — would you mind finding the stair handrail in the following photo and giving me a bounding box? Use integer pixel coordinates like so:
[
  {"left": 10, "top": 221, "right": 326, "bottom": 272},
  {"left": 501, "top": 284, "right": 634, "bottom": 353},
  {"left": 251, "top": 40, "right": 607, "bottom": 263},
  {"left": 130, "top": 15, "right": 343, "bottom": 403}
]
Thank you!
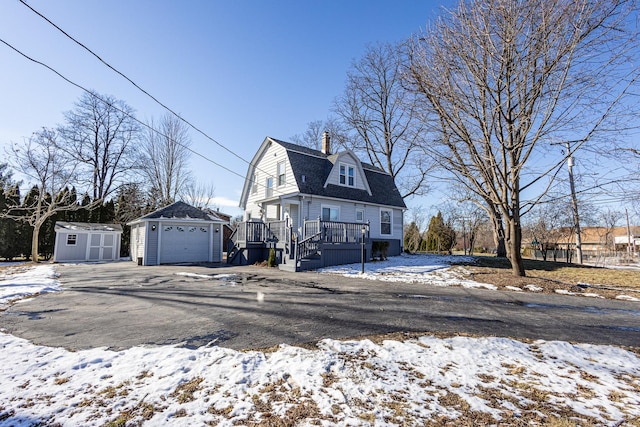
[{"left": 296, "top": 231, "right": 322, "bottom": 264}]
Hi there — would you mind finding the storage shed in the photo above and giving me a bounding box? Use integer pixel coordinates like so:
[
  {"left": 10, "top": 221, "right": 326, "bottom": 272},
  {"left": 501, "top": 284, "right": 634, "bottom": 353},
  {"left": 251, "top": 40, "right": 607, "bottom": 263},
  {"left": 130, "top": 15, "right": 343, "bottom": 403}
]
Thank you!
[
  {"left": 53, "top": 222, "right": 123, "bottom": 262},
  {"left": 128, "top": 201, "right": 226, "bottom": 266}
]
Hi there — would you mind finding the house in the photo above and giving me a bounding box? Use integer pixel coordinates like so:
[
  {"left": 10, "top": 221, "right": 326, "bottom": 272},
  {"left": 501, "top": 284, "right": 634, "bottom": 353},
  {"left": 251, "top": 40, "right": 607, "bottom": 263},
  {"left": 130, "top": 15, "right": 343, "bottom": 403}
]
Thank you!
[
  {"left": 555, "top": 226, "right": 640, "bottom": 255},
  {"left": 128, "top": 201, "right": 226, "bottom": 266},
  {"left": 230, "top": 133, "right": 407, "bottom": 271},
  {"left": 53, "top": 222, "right": 123, "bottom": 262}
]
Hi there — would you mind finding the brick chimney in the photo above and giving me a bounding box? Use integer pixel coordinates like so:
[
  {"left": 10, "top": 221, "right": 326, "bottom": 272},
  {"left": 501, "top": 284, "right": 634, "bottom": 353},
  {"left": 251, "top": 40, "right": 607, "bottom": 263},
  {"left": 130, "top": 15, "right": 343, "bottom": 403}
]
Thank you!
[{"left": 321, "top": 131, "right": 331, "bottom": 155}]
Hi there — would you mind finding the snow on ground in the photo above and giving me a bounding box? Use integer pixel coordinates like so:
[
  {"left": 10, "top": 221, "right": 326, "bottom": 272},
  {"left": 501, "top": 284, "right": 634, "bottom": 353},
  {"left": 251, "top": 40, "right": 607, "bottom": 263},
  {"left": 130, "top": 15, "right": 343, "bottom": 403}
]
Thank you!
[
  {"left": 319, "top": 253, "right": 498, "bottom": 290},
  {"left": 175, "top": 272, "right": 238, "bottom": 285},
  {"left": 0, "top": 264, "right": 61, "bottom": 309},
  {"left": 0, "top": 265, "right": 639, "bottom": 425},
  {"left": 0, "top": 332, "right": 638, "bottom": 426}
]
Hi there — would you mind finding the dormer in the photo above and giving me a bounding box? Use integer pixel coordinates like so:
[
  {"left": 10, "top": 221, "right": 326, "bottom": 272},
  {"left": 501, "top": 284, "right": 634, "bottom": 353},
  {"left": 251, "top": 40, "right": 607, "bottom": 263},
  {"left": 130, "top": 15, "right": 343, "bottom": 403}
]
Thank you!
[{"left": 324, "top": 150, "right": 372, "bottom": 196}]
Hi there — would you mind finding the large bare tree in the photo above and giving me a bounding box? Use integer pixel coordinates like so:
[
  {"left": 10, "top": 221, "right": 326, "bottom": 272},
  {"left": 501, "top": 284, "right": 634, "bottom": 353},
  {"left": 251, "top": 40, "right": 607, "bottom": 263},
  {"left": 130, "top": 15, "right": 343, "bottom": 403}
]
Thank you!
[
  {"left": 141, "top": 113, "right": 192, "bottom": 207},
  {"left": 58, "top": 91, "right": 140, "bottom": 201},
  {"left": 406, "top": 0, "right": 638, "bottom": 276},
  {"left": 334, "top": 42, "right": 433, "bottom": 199}
]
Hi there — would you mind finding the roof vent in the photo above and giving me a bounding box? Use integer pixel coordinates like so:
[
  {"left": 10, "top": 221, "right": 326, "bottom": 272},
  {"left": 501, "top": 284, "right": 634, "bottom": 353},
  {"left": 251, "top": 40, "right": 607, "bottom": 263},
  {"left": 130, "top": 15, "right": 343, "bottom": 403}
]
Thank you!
[{"left": 321, "top": 131, "right": 331, "bottom": 155}]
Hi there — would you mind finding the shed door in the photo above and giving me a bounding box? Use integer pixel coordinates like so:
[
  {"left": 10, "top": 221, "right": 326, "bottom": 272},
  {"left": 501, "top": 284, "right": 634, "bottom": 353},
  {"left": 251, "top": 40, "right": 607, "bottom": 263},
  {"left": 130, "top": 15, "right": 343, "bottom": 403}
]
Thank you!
[
  {"left": 159, "top": 223, "right": 210, "bottom": 264},
  {"left": 88, "top": 233, "right": 115, "bottom": 261}
]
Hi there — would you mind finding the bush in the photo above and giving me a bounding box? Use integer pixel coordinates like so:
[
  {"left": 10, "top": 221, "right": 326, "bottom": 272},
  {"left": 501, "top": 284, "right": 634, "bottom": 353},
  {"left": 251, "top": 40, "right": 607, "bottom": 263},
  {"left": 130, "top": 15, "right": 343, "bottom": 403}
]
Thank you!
[
  {"left": 267, "top": 247, "right": 277, "bottom": 267},
  {"left": 372, "top": 241, "right": 389, "bottom": 261}
]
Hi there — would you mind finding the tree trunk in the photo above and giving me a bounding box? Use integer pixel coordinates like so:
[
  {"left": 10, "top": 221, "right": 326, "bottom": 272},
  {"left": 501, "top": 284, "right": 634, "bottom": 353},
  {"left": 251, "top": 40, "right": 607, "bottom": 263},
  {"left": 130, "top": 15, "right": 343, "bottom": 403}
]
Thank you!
[
  {"left": 507, "top": 218, "right": 525, "bottom": 276},
  {"left": 31, "top": 224, "right": 40, "bottom": 263},
  {"left": 489, "top": 209, "right": 507, "bottom": 257}
]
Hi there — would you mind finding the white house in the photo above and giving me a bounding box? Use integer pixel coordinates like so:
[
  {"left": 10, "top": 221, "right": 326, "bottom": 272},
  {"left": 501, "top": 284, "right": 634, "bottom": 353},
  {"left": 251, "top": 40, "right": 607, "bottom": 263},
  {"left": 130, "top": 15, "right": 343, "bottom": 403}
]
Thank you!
[
  {"left": 128, "top": 201, "right": 226, "bottom": 266},
  {"left": 53, "top": 222, "right": 123, "bottom": 262},
  {"left": 231, "top": 133, "right": 407, "bottom": 270}
]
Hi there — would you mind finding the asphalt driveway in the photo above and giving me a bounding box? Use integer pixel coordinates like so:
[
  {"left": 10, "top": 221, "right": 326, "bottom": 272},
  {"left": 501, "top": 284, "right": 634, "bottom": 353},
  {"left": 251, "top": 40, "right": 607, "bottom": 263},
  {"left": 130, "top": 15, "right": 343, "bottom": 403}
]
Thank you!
[{"left": 1, "top": 261, "right": 639, "bottom": 350}]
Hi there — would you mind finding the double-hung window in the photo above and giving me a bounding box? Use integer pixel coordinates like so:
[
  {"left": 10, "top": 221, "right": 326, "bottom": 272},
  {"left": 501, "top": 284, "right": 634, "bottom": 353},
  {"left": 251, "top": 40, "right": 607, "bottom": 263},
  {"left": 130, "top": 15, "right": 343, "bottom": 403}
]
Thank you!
[
  {"left": 252, "top": 173, "right": 258, "bottom": 194},
  {"left": 339, "top": 163, "right": 355, "bottom": 187},
  {"left": 277, "top": 161, "right": 286, "bottom": 186},
  {"left": 380, "top": 209, "right": 392, "bottom": 235},
  {"left": 265, "top": 177, "right": 273, "bottom": 197}
]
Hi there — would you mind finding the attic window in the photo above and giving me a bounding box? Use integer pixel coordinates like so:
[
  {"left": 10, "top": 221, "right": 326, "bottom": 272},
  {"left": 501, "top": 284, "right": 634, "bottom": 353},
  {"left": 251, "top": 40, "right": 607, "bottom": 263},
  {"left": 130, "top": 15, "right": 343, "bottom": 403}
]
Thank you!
[{"left": 340, "top": 163, "right": 355, "bottom": 187}]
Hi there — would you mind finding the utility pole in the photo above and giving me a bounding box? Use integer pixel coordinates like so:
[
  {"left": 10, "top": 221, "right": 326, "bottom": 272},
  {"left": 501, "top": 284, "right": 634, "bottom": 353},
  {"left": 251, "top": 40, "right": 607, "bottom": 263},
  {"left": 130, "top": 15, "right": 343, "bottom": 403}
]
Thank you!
[
  {"left": 626, "top": 208, "right": 632, "bottom": 257},
  {"left": 566, "top": 142, "right": 583, "bottom": 264}
]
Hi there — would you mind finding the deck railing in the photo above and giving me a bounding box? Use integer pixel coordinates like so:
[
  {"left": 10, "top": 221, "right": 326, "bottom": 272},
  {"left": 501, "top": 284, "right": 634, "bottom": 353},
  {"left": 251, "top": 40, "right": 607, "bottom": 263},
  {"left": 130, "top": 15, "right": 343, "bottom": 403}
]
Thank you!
[{"left": 303, "top": 219, "right": 369, "bottom": 243}]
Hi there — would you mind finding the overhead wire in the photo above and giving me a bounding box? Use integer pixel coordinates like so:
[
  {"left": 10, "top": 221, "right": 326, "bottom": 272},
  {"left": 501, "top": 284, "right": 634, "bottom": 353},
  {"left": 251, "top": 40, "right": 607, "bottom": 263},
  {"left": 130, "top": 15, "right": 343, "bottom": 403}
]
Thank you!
[
  {"left": 17, "top": 0, "right": 301, "bottom": 194},
  {"left": 0, "top": 37, "right": 247, "bottom": 182}
]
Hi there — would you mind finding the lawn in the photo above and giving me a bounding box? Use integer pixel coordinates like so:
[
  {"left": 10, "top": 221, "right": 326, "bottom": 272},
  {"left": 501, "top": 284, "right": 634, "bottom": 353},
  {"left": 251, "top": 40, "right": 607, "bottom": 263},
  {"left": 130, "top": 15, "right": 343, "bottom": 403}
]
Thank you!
[{"left": 459, "top": 256, "right": 640, "bottom": 299}]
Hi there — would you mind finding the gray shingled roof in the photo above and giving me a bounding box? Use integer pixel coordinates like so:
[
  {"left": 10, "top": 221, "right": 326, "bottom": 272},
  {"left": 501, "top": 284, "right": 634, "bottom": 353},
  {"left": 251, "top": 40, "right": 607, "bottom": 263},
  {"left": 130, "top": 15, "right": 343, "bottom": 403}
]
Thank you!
[
  {"left": 55, "top": 222, "right": 123, "bottom": 232},
  {"left": 271, "top": 138, "right": 406, "bottom": 209},
  {"left": 140, "top": 201, "right": 223, "bottom": 221}
]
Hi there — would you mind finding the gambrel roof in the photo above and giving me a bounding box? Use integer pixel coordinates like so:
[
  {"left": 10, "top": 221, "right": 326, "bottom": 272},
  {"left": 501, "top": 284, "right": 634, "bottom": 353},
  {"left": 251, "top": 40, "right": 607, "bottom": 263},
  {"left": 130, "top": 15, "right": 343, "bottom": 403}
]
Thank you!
[{"left": 240, "top": 137, "right": 406, "bottom": 209}]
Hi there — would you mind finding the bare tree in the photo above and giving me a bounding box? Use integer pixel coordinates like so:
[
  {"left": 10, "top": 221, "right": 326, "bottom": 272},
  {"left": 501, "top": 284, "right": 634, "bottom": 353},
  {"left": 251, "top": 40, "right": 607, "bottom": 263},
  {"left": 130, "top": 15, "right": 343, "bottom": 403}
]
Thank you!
[
  {"left": 2, "top": 129, "right": 90, "bottom": 262},
  {"left": 180, "top": 181, "right": 216, "bottom": 209},
  {"left": 141, "top": 114, "right": 192, "bottom": 206},
  {"left": 290, "top": 118, "right": 349, "bottom": 151},
  {"left": 58, "top": 91, "right": 140, "bottom": 201},
  {"left": 334, "top": 42, "right": 433, "bottom": 199},
  {"left": 599, "top": 207, "right": 624, "bottom": 252},
  {"left": 406, "top": 0, "right": 638, "bottom": 276}
]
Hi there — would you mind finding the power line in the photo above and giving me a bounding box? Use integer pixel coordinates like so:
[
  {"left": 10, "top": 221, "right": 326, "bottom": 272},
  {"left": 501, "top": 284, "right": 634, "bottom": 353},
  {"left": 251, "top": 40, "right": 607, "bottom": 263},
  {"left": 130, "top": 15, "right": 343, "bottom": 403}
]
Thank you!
[
  {"left": 17, "top": 0, "right": 300, "bottom": 192},
  {"left": 0, "top": 37, "right": 246, "bottom": 182},
  {"left": 17, "top": 0, "right": 246, "bottom": 167}
]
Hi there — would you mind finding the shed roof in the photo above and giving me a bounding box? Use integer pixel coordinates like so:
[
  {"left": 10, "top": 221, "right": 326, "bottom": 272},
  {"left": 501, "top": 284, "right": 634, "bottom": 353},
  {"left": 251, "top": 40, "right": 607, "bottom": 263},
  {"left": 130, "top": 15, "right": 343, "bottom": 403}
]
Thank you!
[{"left": 55, "top": 222, "right": 123, "bottom": 233}]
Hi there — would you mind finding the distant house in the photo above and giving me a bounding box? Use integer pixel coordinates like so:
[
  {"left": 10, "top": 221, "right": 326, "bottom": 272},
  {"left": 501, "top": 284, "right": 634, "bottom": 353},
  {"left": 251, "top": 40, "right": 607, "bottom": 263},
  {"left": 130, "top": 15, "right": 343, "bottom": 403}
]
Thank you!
[
  {"left": 128, "top": 201, "right": 226, "bottom": 266},
  {"left": 556, "top": 226, "right": 640, "bottom": 255},
  {"left": 53, "top": 222, "right": 123, "bottom": 263},
  {"left": 230, "top": 133, "right": 406, "bottom": 271}
]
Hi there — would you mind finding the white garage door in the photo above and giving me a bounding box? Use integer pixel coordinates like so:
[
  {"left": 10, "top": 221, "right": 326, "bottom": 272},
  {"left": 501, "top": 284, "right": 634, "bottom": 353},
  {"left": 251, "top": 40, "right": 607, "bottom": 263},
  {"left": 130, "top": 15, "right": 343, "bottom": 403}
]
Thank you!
[{"left": 159, "top": 223, "right": 210, "bottom": 264}]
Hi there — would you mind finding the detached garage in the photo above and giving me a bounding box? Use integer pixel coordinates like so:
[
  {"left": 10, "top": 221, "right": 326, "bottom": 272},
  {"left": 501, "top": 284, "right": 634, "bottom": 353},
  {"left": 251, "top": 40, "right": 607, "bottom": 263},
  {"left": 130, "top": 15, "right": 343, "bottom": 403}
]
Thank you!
[
  {"left": 53, "top": 222, "right": 123, "bottom": 262},
  {"left": 128, "top": 201, "right": 226, "bottom": 266}
]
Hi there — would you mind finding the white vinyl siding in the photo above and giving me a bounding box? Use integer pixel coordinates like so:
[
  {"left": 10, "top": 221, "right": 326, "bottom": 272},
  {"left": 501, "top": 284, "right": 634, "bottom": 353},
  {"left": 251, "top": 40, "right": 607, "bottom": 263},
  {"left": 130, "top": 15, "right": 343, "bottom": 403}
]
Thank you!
[{"left": 245, "top": 143, "right": 298, "bottom": 214}]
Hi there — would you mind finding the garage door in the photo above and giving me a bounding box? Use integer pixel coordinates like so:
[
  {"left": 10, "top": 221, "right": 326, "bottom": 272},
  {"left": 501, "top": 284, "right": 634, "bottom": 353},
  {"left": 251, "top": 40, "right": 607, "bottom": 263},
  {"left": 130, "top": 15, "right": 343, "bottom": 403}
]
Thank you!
[{"left": 159, "top": 223, "right": 210, "bottom": 264}]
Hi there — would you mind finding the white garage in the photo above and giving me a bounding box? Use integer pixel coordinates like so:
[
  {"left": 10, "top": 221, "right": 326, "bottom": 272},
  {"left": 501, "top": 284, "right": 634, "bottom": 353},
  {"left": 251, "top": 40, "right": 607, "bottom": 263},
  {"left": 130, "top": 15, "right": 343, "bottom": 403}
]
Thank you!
[{"left": 128, "top": 201, "right": 226, "bottom": 266}]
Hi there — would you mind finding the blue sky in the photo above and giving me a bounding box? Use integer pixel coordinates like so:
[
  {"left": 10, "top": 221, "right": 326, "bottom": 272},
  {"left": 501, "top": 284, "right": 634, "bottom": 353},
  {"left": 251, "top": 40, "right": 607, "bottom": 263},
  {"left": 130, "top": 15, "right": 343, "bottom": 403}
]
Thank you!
[{"left": 0, "top": 0, "right": 451, "bottom": 218}]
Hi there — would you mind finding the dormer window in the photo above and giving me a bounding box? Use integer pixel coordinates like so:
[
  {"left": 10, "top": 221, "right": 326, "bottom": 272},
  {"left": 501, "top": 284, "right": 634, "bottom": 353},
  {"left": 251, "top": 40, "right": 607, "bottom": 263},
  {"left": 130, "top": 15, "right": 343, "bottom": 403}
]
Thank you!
[{"left": 340, "top": 163, "right": 355, "bottom": 187}]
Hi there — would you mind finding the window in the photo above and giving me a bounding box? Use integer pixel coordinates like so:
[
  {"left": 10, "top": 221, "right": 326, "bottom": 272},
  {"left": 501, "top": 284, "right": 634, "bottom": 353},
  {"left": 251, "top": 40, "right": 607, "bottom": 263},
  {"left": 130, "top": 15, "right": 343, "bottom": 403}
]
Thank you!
[
  {"left": 66, "top": 234, "right": 77, "bottom": 245},
  {"left": 356, "top": 209, "right": 364, "bottom": 222},
  {"left": 277, "top": 161, "right": 286, "bottom": 186},
  {"left": 265, "top": 177, "right": 273, "bottom": 197},
  {"left": 321, "top": 205, "right": 339, "bottom": 221},
  {"left": 251, "top": 173, "right": 258, "bottom": 194},
  {"left": 339, "top": 163, "right": 355, "bottom": 187},
  {"left": 380, "top": 209, "right": 392, "bottom": 235}
]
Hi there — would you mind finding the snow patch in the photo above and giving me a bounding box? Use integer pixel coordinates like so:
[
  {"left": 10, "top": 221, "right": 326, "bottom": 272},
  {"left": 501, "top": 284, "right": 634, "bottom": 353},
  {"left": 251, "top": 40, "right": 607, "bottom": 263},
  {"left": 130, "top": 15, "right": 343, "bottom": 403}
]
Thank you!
[{"left": 0, "top": 265, "right": 61, "bottom": 309}]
